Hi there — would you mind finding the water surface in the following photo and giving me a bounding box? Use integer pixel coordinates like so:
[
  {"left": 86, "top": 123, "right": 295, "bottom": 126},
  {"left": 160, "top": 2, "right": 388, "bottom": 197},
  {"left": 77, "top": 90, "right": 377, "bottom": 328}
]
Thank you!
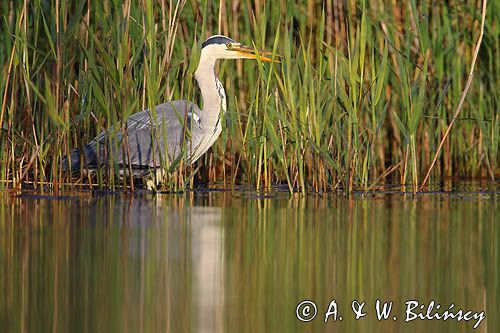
[{"left": 0, "top": 184, "right": 498, "bottom": 332}]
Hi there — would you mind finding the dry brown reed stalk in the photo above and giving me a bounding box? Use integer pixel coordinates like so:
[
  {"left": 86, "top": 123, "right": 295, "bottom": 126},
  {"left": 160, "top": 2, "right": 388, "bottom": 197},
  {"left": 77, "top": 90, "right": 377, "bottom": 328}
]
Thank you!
[{"left": 420, "top": 0, "right": 488, "bottom": 190}]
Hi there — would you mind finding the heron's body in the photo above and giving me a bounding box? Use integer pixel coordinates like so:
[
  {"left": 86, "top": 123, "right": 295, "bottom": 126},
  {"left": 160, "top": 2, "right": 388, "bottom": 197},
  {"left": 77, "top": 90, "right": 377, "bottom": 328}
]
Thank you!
[{"left": 63, "top": 35, "right": 276, "bottom": 184}]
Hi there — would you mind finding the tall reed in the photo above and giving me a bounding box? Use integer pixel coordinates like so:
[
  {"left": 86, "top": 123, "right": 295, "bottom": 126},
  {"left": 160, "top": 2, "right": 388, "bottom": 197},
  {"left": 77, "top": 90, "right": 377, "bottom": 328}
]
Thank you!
[{"left": 0, "top": 0, "right": 497, "bottom": 193}]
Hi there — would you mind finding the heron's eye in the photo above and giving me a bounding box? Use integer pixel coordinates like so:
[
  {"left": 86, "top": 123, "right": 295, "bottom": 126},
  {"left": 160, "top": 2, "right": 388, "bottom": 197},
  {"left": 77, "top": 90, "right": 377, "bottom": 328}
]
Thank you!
[{"left": 226, "top": 43, "right": 232, "bottom": 48}]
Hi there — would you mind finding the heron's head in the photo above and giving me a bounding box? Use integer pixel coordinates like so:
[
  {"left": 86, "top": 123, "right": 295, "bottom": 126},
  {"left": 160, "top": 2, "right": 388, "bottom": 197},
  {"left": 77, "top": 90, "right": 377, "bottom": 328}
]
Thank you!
[{"left": 201, "top": 35, "right": 279, "bottom": 62}]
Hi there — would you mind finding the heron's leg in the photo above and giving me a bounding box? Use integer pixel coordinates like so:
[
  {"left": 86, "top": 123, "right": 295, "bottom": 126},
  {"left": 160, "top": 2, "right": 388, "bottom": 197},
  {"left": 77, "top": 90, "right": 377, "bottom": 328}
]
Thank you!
[
  {"left": 144, "top": 177, "right": 157, "bottom": 191},
  {"left": 143, "top": 168, "right": 167, "bottom": 191}
]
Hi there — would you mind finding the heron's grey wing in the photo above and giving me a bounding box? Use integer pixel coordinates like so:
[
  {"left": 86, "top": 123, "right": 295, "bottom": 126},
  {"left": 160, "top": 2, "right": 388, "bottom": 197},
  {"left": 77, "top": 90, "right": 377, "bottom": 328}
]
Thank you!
[
  {"left": 64, "top": 101, "right": 203, "bottom": 171},
  {"left": 114, "top": 100, "right": 204, "bottom": 168}
]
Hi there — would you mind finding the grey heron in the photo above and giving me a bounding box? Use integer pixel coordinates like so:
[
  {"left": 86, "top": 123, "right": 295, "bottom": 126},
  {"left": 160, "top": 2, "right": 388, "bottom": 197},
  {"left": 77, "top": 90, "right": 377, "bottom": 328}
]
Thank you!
[{"left": 63, "top": 35, "right": 278, "bottom": 186}]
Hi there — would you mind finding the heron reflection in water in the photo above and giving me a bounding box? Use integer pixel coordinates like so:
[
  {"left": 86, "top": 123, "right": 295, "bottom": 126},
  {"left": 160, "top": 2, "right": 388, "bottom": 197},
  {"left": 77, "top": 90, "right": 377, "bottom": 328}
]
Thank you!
[{"left": 63, "top": 35, "right": 279, "bottom": 188}]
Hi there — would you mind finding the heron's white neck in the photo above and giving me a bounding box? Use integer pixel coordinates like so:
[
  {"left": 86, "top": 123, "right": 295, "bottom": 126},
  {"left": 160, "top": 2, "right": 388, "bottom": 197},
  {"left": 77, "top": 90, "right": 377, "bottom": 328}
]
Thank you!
[{"left": 194, "top": 55, "right": 226, "bottom": 130}]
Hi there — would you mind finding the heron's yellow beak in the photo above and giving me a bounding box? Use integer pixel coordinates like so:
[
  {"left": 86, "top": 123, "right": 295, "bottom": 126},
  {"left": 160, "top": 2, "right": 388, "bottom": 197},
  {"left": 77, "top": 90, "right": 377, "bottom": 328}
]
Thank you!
[{"left": 227, "top": 43, "right": 281, "bottom": 63}]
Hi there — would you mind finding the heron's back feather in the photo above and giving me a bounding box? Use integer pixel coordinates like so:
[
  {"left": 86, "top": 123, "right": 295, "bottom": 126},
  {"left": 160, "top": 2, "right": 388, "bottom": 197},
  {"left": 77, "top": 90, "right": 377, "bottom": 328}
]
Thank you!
[{"left": 62, "top": 101, "right": 204, "bottom": 172}]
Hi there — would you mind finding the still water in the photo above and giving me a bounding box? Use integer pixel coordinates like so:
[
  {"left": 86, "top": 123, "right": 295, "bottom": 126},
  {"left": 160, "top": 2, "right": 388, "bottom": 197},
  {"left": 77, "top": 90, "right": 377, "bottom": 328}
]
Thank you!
[{"left": 0, "top": 183, "right": 498, "bottom": 333}]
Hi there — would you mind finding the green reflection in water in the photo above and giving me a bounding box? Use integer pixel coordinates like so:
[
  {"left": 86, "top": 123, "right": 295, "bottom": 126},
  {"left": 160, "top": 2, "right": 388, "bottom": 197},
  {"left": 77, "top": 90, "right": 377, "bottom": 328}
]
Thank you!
[{"left": 0, "top": 190, "right": 498, "bottom": 333}]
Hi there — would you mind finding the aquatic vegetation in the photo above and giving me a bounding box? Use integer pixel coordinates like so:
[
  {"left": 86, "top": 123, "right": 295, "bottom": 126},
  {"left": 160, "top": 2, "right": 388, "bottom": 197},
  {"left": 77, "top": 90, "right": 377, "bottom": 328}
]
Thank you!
[{"left": 0, "top": 0, "right": 497, "bottom": 193}]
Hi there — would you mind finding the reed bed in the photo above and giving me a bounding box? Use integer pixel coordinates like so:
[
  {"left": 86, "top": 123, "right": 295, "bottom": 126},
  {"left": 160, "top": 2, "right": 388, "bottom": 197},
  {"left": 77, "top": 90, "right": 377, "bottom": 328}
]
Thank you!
[{"left": 0, "top": 0, "right": 498, "bottom": 193}]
